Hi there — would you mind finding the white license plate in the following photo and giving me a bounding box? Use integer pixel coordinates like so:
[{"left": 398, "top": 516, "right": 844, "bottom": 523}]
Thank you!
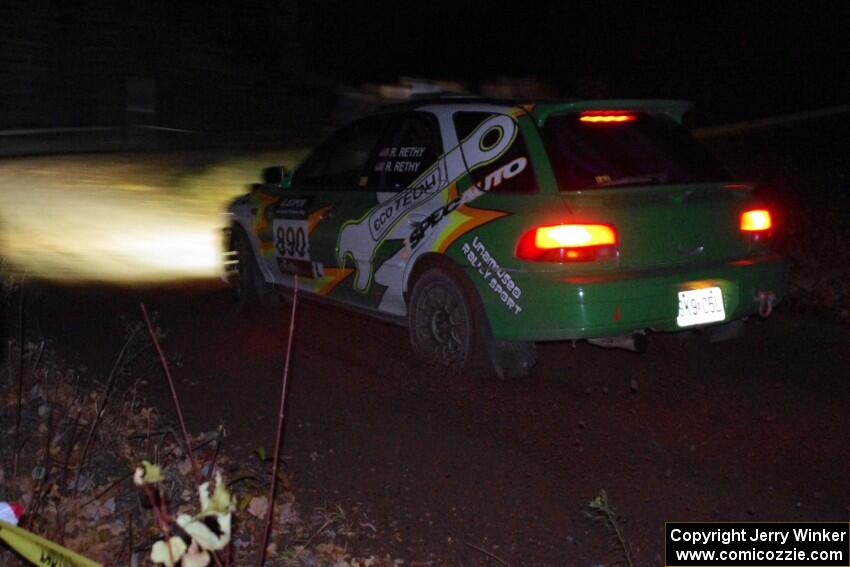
[{"left": 677, "top": 286, "right": 726, "bottom": 327}]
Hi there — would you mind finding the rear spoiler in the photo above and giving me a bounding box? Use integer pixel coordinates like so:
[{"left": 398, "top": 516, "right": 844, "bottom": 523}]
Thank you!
[{"left": 532, "top": 100, "right": 693, "bottom": 126}]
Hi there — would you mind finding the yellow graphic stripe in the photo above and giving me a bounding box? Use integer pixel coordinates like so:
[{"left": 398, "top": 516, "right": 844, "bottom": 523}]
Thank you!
[
  {"left": 435, "top": 204, "right": 507, "bottom": 254},
  {"left": 251, "top": 192, "right": 278, "bottom": 234},
  {"left": 0, "top": 520, "right": 103, "bottom": 567},
  {"left": 446, "top": 184, "right": 460, "bottom": 202},
  {"left": 311, "top": 267, "right": 353, "bottom": 296},
  {"left": 252, "top": 192, "right": 279, "bottom": 257},
  {"left": 308, "top": 205, "right": 333, "bottom": 233}
]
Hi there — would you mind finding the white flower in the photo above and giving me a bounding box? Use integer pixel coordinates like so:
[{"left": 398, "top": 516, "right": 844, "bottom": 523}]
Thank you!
[
  {"left": 150, "top": 536, "right": 187, "bottom": 566},
  {"left": 177, "top": 512, "right": 232, "bottom": 552},
  {"left": 173, "top": 473, "right": 235, "bottom": 552},
  {"left": 133, "top": 460, "right": 162, "bottom": 486},
  {"left": 181, "top": 541, "right": 211, "bottom": 567}
]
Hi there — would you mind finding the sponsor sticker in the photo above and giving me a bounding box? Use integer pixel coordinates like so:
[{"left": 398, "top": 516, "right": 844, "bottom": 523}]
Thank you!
[
  {"left": 407, "top": 157, "right": 527, "bottom": 250},
  {"left": 338, "top": 112, "right": 519, "bottom": 292},
  {"left": 462, "top": 237, "right": 523, "bottom": 315},
  {"left": 274, "top": 196, "right": 313, "bottom": 219}
]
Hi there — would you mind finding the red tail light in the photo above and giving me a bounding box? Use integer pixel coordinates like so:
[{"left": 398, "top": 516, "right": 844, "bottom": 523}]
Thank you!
[
  {"left": 517, "top": 224, "right": 618, "bottom": 262},
  {"left": 740, "top": 209, "right": 772, "bottom": 232},
  {"left": 740, "top": 209, "right": 773, "bottom": 246}
]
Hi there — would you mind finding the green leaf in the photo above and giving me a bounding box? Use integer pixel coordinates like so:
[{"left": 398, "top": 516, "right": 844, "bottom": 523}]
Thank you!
[{"left": 227, "top": 470, "right": 259, "bottom": 488}]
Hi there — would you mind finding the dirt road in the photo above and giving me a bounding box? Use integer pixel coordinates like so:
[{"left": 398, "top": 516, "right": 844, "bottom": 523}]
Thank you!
[{"left": 27, "top": 280, "right": 850, "bottom": 565}]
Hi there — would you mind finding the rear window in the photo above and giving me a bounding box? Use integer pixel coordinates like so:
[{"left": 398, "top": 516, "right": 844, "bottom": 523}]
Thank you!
[{"left": 542, "top": 113, "right": 731, "bottom": 191}]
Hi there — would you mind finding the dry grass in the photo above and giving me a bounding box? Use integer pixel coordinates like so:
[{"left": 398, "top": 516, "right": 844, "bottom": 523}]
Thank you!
[{"left": 0, "top": 333, "right": 405, "bottom": 566}]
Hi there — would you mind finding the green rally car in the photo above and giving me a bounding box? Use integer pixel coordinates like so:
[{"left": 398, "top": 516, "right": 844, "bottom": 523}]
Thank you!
[{"left": 225, "top": 97, "right": 787, "bottom": 379}]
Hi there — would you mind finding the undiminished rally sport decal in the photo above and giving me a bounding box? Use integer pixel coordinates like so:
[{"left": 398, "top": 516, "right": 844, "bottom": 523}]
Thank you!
[
  {"left": 463, "top": 237, "right": 523, "bottom": 315},
  {"left": 337, "top": 113, "right": 518, "bottom": 311}
]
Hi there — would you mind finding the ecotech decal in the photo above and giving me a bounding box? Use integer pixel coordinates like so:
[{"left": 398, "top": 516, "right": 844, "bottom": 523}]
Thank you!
[{"left": 337, "top": 112, "right": 521, "bottom": 315}]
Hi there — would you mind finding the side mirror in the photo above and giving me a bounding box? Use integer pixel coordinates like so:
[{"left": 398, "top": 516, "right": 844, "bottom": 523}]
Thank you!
[{"left": 261, "top": 166, "right": 292, "bottom": 187}]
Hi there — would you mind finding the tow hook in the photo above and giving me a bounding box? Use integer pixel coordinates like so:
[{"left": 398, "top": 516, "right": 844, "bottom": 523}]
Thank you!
[{"left": 757, "top": 290, "right": 777, "bottom": 318}]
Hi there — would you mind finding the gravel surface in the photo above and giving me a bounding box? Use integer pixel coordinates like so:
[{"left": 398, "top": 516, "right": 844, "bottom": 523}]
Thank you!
[{"left": 26, "top": 281, "right": 850, "bottom": 566}]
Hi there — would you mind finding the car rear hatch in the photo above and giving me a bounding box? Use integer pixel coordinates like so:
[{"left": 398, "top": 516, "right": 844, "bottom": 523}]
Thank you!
[
  {"left": 561, "top": 183, "right": 754, "bottom": 269},
  {"left": 537, "top": 102, "right": 756, "bottom": 270}
]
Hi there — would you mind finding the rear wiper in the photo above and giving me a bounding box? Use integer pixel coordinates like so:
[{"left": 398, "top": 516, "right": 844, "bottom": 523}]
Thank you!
[{"left": 593, "top": 172, "right": 669, "bottom": 187}]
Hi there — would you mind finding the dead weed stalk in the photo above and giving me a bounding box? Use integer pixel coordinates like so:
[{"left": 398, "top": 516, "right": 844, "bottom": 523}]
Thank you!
[
  {"left": 141, "top": 303, "right": 200, "bottom": 487},
  {"left": 587, "top": 489, "right": 634, "bottom": 567},
  {"left": 258, "top": 274, "right": 299, "bottom": 567}
]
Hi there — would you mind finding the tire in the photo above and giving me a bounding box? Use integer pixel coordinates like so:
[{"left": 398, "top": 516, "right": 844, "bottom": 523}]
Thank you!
[
  {"left": 408, "top": 266, "right": 536, "bottom": 380},
  {"left": 408, "top": 268, "right": 480, "bottom": 373},
  {"left": 230, "top": 227, "right": 281, "bottom": 311}
]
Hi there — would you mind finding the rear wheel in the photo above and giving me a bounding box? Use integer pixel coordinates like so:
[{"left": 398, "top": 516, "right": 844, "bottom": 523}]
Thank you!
[
  {"left": 230, "top": 227, "right": 281, "bottom": 311},
  {"left": 408, "top": 269, "right": 478, "bottom": 372},
  {"left": 408, "top": 267, "right": 536, "bottom": 380}
]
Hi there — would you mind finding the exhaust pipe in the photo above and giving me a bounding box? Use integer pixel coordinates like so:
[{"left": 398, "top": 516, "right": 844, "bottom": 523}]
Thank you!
[
  {"left": 757, "top": 290, "right": 777, "bottom": 317},
  {"left": 587, "top": 332, "right": 647, "bottom": 353}
]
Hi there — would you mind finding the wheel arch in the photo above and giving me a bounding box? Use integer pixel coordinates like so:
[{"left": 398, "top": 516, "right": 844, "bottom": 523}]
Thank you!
[
  {"left": 404, "top": 253, "right": 490, "bottom": 327},
  {"left": 405, "top": 254, "right": 537, "bottom": 381},
  {"left": 229, "top": 219, "right": 275, "bottom": 284}
]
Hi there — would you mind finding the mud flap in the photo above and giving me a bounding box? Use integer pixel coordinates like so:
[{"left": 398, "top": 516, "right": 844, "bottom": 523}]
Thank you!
[{"left": 488, "top": 339, "right": 537, "bottom": 381}]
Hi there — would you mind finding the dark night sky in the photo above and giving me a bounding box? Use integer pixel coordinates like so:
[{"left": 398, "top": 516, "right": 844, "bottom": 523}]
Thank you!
[{"left": 1, "top": 1, "right": 848, "bottom": 128}]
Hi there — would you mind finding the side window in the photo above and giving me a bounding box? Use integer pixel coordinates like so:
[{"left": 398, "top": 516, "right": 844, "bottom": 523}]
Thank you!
[
  {"left": 453, "top": 111, "right": 538, "bottom": 194},
  {"left": 293, "top": 115, "right": 388, "bottom": 188},
  {"left": 365, "top": 113, "right": 442, "bottom": 190}
]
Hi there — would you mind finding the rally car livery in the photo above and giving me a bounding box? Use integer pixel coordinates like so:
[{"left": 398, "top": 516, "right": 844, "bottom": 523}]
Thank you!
[{"left": 225, "top": 98, "right": 787, "bottom": 379}]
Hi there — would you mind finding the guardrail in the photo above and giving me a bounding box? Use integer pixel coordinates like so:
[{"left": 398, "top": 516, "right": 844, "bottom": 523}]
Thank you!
[
  {"left": 2, "top": 104, "right": 848, "bottom": 157},
  {"left": 693, "top": 104, "right": 850, "bottom": 138},
  {"left": 0, "top": 125, "right": 309, "bottom": 158}
]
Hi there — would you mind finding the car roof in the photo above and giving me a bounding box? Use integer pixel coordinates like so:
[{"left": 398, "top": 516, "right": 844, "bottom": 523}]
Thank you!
[
  {"left": 381, "top": 96, "right": 693, "bottom": 124},
  {"left": 380, "top": 95, "right": 566, "bottom": 113}
]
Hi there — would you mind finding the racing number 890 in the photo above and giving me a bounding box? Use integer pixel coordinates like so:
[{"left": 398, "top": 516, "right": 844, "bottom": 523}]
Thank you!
[{"left": 274, "top": 220, "right": 309, "bottom": 260}]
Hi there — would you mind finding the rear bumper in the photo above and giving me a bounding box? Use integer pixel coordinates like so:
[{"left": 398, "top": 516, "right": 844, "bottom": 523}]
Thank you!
[{"left": 476, "top": 254, "right": 788, "bottom": 342}]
